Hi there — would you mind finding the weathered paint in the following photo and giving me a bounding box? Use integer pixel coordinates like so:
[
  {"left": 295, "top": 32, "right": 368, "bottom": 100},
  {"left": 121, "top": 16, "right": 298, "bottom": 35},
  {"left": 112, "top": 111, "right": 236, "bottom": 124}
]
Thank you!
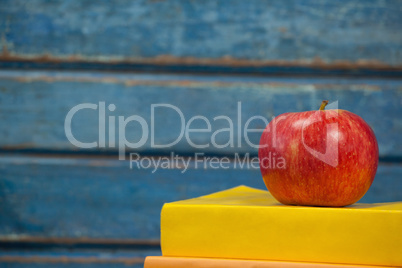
[
  {"left": 0, "top": 248, "right": 161, "bottom": 268},
  {"left": 0, "top": 256, "right": 144, "bottom": 265},
  {"left": 0, "top": 237, "right": 160, "bottom": 247},
  {"left": 0, "top": 70, "right": 400, "bottom": 157},
  {"left": 1, "top": 1, "right": 401, "bottom": 265},
  {"left": 1, "top": 0, "right": 402, "bottom": 70},
  {"left": 0, "top": 154, "right": 400, "bottom": 240},
  {"left": 2, "top": 55, "right": 402, "bottom": 77},
  {"left": 0, "top": 262, "right": 144, "bottom": 268}
]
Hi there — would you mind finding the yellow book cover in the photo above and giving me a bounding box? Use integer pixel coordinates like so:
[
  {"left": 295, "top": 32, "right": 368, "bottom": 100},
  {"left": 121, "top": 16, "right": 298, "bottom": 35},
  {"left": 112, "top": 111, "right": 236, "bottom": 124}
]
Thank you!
[
  {"left": 161, "top": 186, "right": 402, "bottom": 267},
  {"left": 144, "top": 256, "right": 392, "bottom": 268}
]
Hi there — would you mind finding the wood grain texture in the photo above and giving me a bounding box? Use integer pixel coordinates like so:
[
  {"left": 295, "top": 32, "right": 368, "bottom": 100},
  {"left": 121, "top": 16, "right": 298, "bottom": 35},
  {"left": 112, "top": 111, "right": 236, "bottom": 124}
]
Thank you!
[
  {"left": 0, "top": 70, "right": 401, "bottom": 157},
  {"left": 1, "top": 1, "right": 401, "bottom": 265},
  {"left": 3, "top": 60, "right": 402, "bottom": 78},
  {"left": 0, "top": 237, "right": 160, "bottom": 248},
  {"left": 0, "top": 248, "right": 161, "bottom": 268},
  {"left": 1, "top": 262, "right": 144, "bottom": 268},
  {"left": 1, "top": 0, "right": 402, "bottom": 69},
  {"left": 0, "top": 154, "right": 400, "bottom": 240}
]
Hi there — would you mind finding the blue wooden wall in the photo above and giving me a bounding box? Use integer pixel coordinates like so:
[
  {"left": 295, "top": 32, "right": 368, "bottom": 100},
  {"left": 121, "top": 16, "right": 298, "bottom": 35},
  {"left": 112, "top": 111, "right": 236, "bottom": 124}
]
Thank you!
[{"left": 1, "top": 0, "right": 402, "bottom": 267}]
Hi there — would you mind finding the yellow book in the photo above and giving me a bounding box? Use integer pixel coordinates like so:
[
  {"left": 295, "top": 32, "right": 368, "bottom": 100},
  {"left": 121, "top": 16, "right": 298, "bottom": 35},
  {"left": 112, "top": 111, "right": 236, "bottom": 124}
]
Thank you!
[{"left": 161, "top": 186, "right": 402, "bottom": 267}]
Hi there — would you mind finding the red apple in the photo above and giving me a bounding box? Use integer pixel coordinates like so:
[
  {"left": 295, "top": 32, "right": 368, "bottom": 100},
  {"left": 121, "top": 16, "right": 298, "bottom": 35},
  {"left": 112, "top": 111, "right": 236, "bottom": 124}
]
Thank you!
[{"left": 258, "top": 101, "right": 379, "bottom": 207}]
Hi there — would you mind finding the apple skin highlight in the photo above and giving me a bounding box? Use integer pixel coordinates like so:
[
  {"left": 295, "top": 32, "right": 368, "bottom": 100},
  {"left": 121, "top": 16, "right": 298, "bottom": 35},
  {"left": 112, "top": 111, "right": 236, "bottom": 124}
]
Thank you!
[{"left": 258, "top": 107, "right": 379, "bottom": 207}]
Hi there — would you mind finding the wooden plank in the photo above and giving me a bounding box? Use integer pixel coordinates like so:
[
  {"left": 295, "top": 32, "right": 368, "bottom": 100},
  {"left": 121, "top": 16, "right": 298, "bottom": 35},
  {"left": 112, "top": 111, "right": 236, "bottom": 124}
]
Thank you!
[
  {"left": 0, "top": 260, "right": 144, "bottom": 268},
  {"left": 0, "top": 237, "right": 160, "bottom": 250},
  {"left": 3, "top": 60, "right": 402, "bottom": 78},
  {"left": 0, "top": 262, "right": 143, "bottom": 268},
  {"left": 0, "top": 248, "right": 161, "bottom": 268},
  {"left": 0, "top": 70, "right": 401, "bottom": 158},
  {"left": 0, "top": 154, "right": 400, "bottom": 240},
  {"left": 1, "top": 0, "right": 402, "bottom": 72}
]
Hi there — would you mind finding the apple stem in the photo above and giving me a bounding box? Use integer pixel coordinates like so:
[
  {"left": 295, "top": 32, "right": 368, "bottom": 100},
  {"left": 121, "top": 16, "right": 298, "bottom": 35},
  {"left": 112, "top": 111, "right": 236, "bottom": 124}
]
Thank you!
[{"left": 319, "top": 100, "right": 329, "bottom": 110}]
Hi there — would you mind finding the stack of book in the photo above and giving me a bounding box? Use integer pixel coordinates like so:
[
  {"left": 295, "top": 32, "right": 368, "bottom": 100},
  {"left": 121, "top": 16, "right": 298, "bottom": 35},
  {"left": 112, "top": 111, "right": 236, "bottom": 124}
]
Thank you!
[{"left": 145, "top": 186, "right": 402, "bottom": 267}]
